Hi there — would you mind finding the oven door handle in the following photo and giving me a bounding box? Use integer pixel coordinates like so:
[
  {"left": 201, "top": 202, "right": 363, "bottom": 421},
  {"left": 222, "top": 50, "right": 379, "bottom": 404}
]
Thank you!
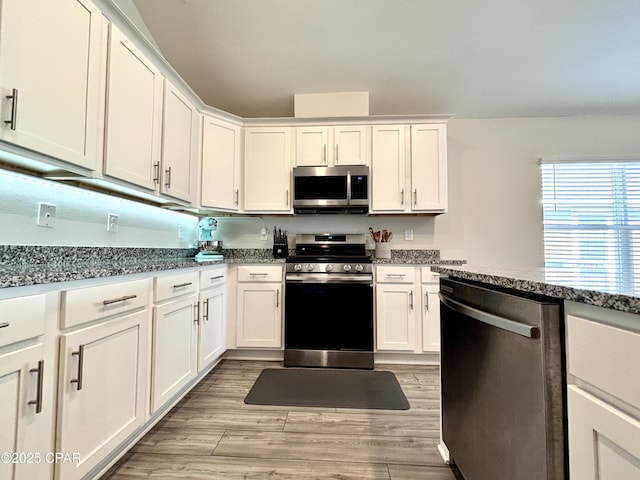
[{"left": 286, "top": 274, "right": 373, "bottom": 284}]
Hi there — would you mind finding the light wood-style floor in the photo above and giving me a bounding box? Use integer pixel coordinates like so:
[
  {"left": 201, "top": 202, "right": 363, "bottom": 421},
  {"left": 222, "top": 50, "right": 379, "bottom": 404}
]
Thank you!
[{"left": 103, "top": 360, "right": 458, "bottom": 480}]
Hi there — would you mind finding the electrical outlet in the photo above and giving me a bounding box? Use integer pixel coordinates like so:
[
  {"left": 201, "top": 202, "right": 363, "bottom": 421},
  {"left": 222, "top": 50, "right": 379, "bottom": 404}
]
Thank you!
[
  {"left": 37, "top": 202, "right": 56, "bottom": 228},
  {"left": 107, "top": 213, "right": 119, "bottom": 232},
  {"left": 404, "top": 229, "right": 414, "bottom": 241},
  {"left": 177, "top": 225, "right": 184, "bottom": 239},
  {"left": 260, "top": 227, "right": 268, "bottom": 241}
]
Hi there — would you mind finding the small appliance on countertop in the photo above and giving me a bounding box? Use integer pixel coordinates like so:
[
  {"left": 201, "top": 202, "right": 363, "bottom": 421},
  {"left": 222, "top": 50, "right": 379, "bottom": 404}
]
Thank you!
[{"left": 195, "top": 217, "right": 224, "bottom": 262}]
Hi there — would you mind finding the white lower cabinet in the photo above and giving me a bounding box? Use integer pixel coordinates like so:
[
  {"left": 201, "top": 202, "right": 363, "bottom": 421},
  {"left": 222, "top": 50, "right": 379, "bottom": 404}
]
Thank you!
[
  {"left": 565, "top": 303, "right": 640, "bottom": 480},
  {"left": 236, "top": 265, "right": 283, "bottom": 348},
  {"left": 375, "top": 266, "right": 440, "bottom": 353},
  {"left": 421, "top": 268, "right": 441, "bottom": 352},
  {"left": 198, "top": 267, "right": 227, "bottom": 371},
  {"left": 56, "top": 309, "right": 149, "bottom": 480},
  {"left": 151, "top": 272, "right": 199, "bottom": 412},
  {"left": 0, "top": 294, "right": 53, "bottom": 480}
]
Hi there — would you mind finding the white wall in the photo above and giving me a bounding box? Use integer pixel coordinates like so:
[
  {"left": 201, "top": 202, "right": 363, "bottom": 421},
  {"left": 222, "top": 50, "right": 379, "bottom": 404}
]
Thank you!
[
  {"left": 0, "top": 169, "right": 198, "bottom": 248},
  {"left": 439, "top": 114, "right": 640, "bottom": 268}
]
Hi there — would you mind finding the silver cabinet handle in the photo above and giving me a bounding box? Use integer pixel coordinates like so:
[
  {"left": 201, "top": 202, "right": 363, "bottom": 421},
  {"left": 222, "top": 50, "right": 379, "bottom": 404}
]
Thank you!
[
  {"left": 335, "top": 144, "right": 339, "bottom": 164},
  {"left": 234, "top": 189, "right": 239, "bottom": 205},
  {"left": 4, "top": 88, "right": 18, "bottom": 130},
  {"left": 194, "top": 303, "right": 199, "bottom": 325},
  {"left": 440, "top": 294, "right": 539, "bottom": 338},
  {"left": 203, "top": 299, "right": 209, "bottom": 322},
  {"left": 413, "top": 188, "right": 418, "bottom": 206},
  {"left": 164, "top": 166, "right": 172, "bottom": 188},
  {"left": 249, "top": 272, "right": 269, "bottom": 277},
  {"left": 425, "top": 292, "right": 429, "bottom": 311},
  {"left": 28, "top": 360, "right": 44, "bottom": 414},
  {"left": 70, "top": 345, "right": 85, "bottom": 391},
  {"left": 400, "top": 188, "right": 405, "bottom": 206},
  {"left": 0, "top": 322, "right": 9, "bottom": 329},
  {"left": 103, "top": 294, "right": 137, "bottom": 306},
  {"left": 153, "top": 162, "right": 160, "bottom": 184},
  {"left": 211, "top": 275, "right": 224, "bottom": 280},
  {"left": 409, "top": 291, "right": 414, "bottom": 310},
  {"left": 276, "top": 289, "right": 280, "bottom": 309},
  {"left": 323, "top": 144, "right": 327, "bottom": 164},
  {"left": 386, "top": 273, "right": 406, "bottom": 278},
  {"left": 172, "top": 282, "right": 193, "bottom": 289}
]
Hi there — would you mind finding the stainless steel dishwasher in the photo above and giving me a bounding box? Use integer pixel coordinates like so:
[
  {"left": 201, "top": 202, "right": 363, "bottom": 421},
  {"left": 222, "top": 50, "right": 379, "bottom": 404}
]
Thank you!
[{"left": 439, "top": 277, "right": 566, "bottom": 480}]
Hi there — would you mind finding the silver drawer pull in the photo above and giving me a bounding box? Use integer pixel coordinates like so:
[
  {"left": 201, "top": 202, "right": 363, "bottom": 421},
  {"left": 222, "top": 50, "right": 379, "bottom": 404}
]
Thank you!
[
  {"left": 386, "top": 274, "right": 406, "bottom": 277},
  {"left": 0, "top": 322, "right": 9, "bottom": 329},
  {"left": 249, "top": 273, "right": 269, "bottom": 276},
  {"left": 70, "top": 345, "right": 85, "bottom": 391},
  {"left": 4, "top": 88, "right": 18, "bottom": 130},
  {"left": 102, "top": 294, "right": 137, "bottom": 306},
  {"left": 211, "top": 275, "right": 224, "bottom": 280},
  {"left": 172, "top": 282, "right": 193, "bottom": 288},
  {"left": 28, "top": 360, "right": 45, "bottom": 414}
]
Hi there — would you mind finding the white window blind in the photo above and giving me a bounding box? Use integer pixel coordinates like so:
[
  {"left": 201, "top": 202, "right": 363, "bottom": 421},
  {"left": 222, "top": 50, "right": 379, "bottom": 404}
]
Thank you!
[{"left": 541, "top": 160, "right": 640, "bottom": 295}]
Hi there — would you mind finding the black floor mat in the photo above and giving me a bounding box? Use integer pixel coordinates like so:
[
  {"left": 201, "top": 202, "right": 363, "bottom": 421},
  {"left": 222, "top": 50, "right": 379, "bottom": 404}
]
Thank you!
[{"left": 244, "top": 368, "right": 410, "bottom": 410}]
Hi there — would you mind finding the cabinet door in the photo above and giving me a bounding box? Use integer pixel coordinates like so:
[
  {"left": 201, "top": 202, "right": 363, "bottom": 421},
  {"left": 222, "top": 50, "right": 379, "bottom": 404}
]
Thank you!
[
  {"left": 421, "top": 284, "right": 440, "bottom": 352},
  {"left": 236, "top": 283, "right": 282, "bottom": 348},
  {"left": 411, "top": 124, "right": 448, "bottom": 212},
  {"left": 57, "top": 309, "right": 149, "bottom": 479},
  {"left": 104, "top": 23, "right": 163, "bottom": 190},
  {"left": 243, "top": 127, "right": 292, "bottom": 212},
  {"left": 295, "top": 127, "right": 329, "bottom": 166},
  {"left": 376, "top": 284, "right": 416, "bottom": 351},
  {"left": 333, "top": 126, "right": 370, "bottom": 166},
  {"left": 152, "top": 295, "right": 198, "bottom": 412},
  {"left": 0, "top": 343, "right": 53, "bottom": 480},
  {"left": 201, "top": 116, "right": 241, "bottom": 210},
  {"left": 0, "top": 0, "right": 106, "bottom": 170},
  {"left": 199, "top": 285, "right": 226, "bottom": 371},
  {"left": 371, "top": 125, "right": 406, "bottom": 212},
  {"left": 161, "top": 80, "right": 198, "bottom": 203},
  {"left": 568, "top": 386, "right": 640, "bottom": 480}
]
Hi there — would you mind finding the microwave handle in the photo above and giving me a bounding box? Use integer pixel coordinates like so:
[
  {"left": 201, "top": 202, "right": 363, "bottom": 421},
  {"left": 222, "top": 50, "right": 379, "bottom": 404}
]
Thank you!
[{"left": 346, "top": 170, "right": 352, "bottom": 205}]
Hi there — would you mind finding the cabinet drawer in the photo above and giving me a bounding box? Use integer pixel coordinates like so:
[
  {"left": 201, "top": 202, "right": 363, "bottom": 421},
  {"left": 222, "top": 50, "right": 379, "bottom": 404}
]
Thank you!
[
  {"left": 420, "top": 267, "right": 440, "bottom": 283},
  {"left": 237, "top": 265, "right": 282, "bottom": 283},
  {"left": 155, "top": 271, "right": 198, "bottom": 302},
  {"left": 62, "top": 279, "right": 150, "bottom": 329},
  {"left": 200, "top": 266, "right": 227, "bottom": 290},
  {"left": 567, "top": 314, "right": 640, "bottom": 410},
  {"left": 0, "top": 294, "right": 46, "bottom": 347},
  {"left": 376, "top": 266, "right": 416, "bottom": 283}
]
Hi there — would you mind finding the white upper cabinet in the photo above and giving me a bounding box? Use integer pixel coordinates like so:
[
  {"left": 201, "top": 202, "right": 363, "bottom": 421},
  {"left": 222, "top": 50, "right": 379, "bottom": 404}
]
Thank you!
[
  {"left": 371, "top": 125, "right": 406, "bottom": 212},
  {"left": 201, "top": 115, "right": 242, "bottom": 211},
  {"left": 243, "top": 127, "right": 292, "bottom": 213},
  {"left": 104, "top": 22, "right": 163, "bottom": 191},
  {"left": 160, "top": 80, "right": 199, "bottom": 203},
  {"left": 295, "top": 126, "right": 369, "bottom": 167},
  {"left": 371, "top": 124, "right": 447, "bottom": 213},
  {"left": 411, "top": 124, "right": 448, "bottom": 212},
  {"left": 0, "top": 0, "right": 107, "bottom": 171}
]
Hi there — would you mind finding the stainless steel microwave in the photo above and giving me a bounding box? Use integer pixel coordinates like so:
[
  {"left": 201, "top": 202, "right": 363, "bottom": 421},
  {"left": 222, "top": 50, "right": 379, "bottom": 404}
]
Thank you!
[{"left": 292, "top": 166, "right": 369, "bottom": 214}]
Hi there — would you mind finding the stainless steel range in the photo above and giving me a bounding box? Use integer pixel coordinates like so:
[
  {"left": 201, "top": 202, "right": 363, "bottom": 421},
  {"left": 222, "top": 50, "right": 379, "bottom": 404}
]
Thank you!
[{"left": 284, "top": 233, "right": 374, "bottom": 369}]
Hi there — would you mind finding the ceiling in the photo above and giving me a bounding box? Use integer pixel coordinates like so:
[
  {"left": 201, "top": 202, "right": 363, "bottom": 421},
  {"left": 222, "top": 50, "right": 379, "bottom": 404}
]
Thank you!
[{"left": 130, "top": 0, "right": 640, "bottom": 119}]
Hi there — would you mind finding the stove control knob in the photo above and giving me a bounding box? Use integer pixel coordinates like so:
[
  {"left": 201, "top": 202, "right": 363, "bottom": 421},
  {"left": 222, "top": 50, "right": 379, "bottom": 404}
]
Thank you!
[
  {"left": 355, "top": 264, "right": 364, "bottom": 272},
  {"left": 343, "top": 264, "right": 352, "bottom": 272},
  {"left": 306, "top": 264, "right": 314, "bottom": 271},
  {"left": 325, "top": 264, "right": 333, "bottom": 272},
  {"left": 293, "top": 264, "right": 302, "bottom": 271}
]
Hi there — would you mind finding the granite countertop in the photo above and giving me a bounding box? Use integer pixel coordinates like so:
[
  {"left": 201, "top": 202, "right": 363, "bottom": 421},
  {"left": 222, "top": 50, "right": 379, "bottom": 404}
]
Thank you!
[{"left": 432, "top": 264, "right": 640, "bottom": 315}]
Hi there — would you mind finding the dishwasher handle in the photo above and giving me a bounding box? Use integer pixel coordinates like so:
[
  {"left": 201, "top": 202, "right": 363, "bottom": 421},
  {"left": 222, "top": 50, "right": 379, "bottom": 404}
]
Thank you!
[{"left": 440, "top": 294, "right": 539, "bottom": 339}]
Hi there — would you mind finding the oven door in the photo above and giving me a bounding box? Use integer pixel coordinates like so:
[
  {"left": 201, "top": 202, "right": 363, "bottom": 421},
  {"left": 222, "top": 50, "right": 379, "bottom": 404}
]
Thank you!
[{"left": 284, "top": 275, "right": 373, "bottom": 369}]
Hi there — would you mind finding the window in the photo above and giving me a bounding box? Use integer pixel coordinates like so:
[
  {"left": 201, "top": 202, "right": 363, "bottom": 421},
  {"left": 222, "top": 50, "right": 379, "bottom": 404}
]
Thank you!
[{"left": 541, "top": 160, "right": 640, "bottom": 295}]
